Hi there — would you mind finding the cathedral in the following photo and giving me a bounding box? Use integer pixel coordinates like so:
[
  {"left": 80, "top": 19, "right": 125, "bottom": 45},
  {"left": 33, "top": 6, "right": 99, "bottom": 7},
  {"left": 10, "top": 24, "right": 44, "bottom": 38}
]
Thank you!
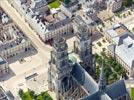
[{"left": 47, "top": 18, "right": 130, "bottom": 100}]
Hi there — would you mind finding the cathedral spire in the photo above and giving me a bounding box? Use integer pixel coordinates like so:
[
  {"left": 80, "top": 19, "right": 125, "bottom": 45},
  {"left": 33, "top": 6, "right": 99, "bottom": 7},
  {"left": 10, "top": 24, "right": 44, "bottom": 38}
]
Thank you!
[{"left": 98, "top": 58, "right": 106, "bottom": 92}]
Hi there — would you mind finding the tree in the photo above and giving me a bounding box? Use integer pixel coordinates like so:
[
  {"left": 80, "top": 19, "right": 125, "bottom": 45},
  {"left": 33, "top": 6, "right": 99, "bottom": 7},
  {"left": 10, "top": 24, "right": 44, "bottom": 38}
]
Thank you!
[
  {"left": 123, "top": 0, "right": 133, "bottom": 7},
  {"left": 22, "top": 92, "right": 32, "bottom": 100},
  {"left": 64, "top": 0, "right": 70, "bottom": 5},
  {"left": 78, "top": 4, "right": 82, "bottom": 10},
  {"left": 108, "top": 73, "right": 118, "bottom": 84},
  {"left": 29, "top": 90, "right": 35, "bottom": 99},
  {"left": 36, "top": 95, "right": 43, "bottom": 100},
  {"left": 18, "top": 89, "right": 23, "bottom": 98},
  {"left": 96, "top": 66, "right": 100, "bottom": 78}
]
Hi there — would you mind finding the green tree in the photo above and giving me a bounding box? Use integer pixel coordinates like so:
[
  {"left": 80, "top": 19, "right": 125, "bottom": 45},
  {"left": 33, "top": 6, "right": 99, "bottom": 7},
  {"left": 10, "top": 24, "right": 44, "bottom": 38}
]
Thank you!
[
  {"left": 64, "top": 0, "right": 70, "bottom": 5},
  {"left": 18, "top": 89, "right": 23, "bottom": 98},
  {"left": 29, "top": 90, "right": 35, "bottom": 99},
  {"left": 123, "top": 0, "right": 134, "bottom": 7},
  {"left": 37, "top": 95, "right": 43, "bottom": 100},
  {"left": 22, "top": 92, "right": 32, "bottom": 100},
  {"left": 96, "top": 66, "right": 100, "bottom": 78}
]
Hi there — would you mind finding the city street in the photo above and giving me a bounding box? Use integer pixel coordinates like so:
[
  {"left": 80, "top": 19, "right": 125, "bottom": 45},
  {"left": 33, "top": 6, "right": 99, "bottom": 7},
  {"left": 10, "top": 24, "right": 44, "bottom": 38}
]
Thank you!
[{"left": 0, "top": 0, "right": 52, "bottom": 99}]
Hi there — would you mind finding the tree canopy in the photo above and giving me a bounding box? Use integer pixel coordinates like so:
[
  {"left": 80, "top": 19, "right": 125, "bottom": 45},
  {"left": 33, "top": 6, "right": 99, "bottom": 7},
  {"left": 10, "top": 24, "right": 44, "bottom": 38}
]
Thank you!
[
  {"left": 64, "top": 0, "right": 70, "bottom": 5},
  {"left": 123, "top": 0, "right": 134, "bottom": 7}
]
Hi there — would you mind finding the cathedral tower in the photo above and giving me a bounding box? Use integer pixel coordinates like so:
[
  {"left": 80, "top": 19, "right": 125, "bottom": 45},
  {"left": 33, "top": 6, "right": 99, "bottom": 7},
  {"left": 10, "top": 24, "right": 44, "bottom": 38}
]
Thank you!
[
  {"left": 74, "top": 17, "right": 95, "bottom": 74},
  {"left": 48, "top": 36, "right": 73, "bottom": 100}
]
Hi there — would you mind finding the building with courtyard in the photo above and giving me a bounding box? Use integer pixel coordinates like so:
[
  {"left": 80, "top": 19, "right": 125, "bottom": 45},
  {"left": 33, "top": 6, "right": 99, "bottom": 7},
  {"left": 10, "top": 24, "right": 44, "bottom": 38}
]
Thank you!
[
  {"left": 105, "top": 23, "right": 134, "bottom": 77},
  {"left": 108, "top": 33, "right": 134, "bottom": 77},
  {"left": 0, "top": 9, "right": 36, "bottom": 62},
  {"left": 0, "top": 8, "right": 37, "bottom": 77},
  {"left": 11, "top": 0, "right": 74, "bottom": 42}
]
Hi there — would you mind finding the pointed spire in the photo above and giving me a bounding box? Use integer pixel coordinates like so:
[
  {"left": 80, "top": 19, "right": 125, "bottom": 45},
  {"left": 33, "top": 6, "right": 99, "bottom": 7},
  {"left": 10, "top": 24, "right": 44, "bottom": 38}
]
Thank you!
[{"left": 99, "top": 57, "right": 106, "bottom": 92}]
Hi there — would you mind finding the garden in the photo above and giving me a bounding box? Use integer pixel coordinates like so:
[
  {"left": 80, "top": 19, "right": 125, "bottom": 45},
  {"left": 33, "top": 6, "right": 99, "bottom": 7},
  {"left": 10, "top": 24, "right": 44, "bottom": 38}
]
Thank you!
[
  {"left": 19, "top": 89, "right": 53, "bottom": 100},
  {"left": 94, "top": 52, "right": 127, "bottom": 84}
]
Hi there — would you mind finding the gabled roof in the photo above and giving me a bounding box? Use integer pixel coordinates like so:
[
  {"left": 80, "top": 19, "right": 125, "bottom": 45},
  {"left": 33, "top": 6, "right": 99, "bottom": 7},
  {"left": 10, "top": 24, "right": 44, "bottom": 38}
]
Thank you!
[
  {"left": 80, "top": 79, "right": 128, "bottom": 100},
  {"left": 0, "top": 57, "right": 6, "bottom": 65},
  {"left": 105, "top": 80, "right": 128, "bottom": 99},
  {"left": 72, "top": 63, "right": 98, "bottom": 94},
  {"left": 81, "top": 91, "right": 112, "bottom": 100},
  {"left": 31, "top": 0, "right": 47, "bottom": 11}
]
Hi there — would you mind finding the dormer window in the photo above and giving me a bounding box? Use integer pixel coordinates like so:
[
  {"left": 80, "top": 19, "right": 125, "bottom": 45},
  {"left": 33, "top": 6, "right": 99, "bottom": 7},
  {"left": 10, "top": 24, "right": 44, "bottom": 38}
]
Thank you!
[{"left": 128, "top": 43, "right": 133, "bottom": 48}]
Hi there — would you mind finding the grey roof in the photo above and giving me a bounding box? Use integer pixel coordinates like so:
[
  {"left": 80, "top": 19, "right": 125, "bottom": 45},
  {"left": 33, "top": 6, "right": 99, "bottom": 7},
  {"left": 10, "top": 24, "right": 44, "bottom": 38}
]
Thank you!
[
  {"left": 63, "top": 0, "right": 78, "bottom": 8},
  {"left": 81, "top": 91, "right": 112, "bottom": 100},
  {"left": 20, "top": 0, "right": 27, "bottom": 4},
  {"left": 0, "top": 23, "right": 29, "bottom": 52},
  {"left": 72, "top": 63, "right": 98, "bottom": 94},
  {"left": 81, "top": 91, "right": 100, "bottom": 100},
  {"left": 105, "top": 80, "right": 128, "bottom": 99},
  {"left": 0, "top": 57, "right": 6, "bottom": 65},
  {"left": 79, "top": 60, "right": 128, "bottom": 100},
  {"left": 47, "top": 18, "right": 71, "bottom": 31},
  {"left": 34, "top": 0, "right": 47, "bottom": 9},
  {"left": 112, "top": 33, "right": 134, "bottom": 69},
  {"left": 106, "top": 23, "right": 128, "bottom": 38},
  {"left": 81, "top": 80, "right": 128, "bottom": 100},
  {"left": 0, "top": 86, "right": 10, "bottom": 100},
  {"left": 0, "top": 38, "right": 27, "bottom": 52},
  {"left": 107, "top": 23, "right": 134, "bottom": 69}
]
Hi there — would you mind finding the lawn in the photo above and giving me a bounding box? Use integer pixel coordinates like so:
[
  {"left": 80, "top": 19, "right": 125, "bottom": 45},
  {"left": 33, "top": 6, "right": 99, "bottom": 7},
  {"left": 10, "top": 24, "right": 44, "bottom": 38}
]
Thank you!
[
  {"left": 19, "top": 89, "right": 53, "bottom": 100},
  {"left": 48, "top": 0, "right": 61, "bottom": 8},
  {"left": 131, "top": 87, "right": 134, "bottom": 100}
]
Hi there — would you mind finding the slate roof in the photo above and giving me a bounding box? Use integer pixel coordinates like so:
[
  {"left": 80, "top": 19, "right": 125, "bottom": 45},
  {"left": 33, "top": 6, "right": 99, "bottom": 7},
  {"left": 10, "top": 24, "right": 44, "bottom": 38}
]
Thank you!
[
  {"left": 72, "top": 63, "right": 98, "bottom": 94},
  {"left": 81, "top": 91, "right": 112, "bottom": 100},
  {"left": 75, "top": 59, "right": 129, "bottom": 100},
  {"left": 81, "top": 80, "right": 128, "bottom": 100},
  {"left": 34, "top": 0, "right": 47, "bottom": 9},
  {"left": 105, "top": 80, "right": 128, "bottom": 99},
  {"left": 111, "top": 34, "right": 134, "bottom": 69},
  {"left": 0, "top": 57, "right": 6, "bottom": 65},
  {"left": 31, "top": 0, "right": 48, "bottom": 11},
  {"left": 0, "top": 86, "right": 10, "bottom": 100}
]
